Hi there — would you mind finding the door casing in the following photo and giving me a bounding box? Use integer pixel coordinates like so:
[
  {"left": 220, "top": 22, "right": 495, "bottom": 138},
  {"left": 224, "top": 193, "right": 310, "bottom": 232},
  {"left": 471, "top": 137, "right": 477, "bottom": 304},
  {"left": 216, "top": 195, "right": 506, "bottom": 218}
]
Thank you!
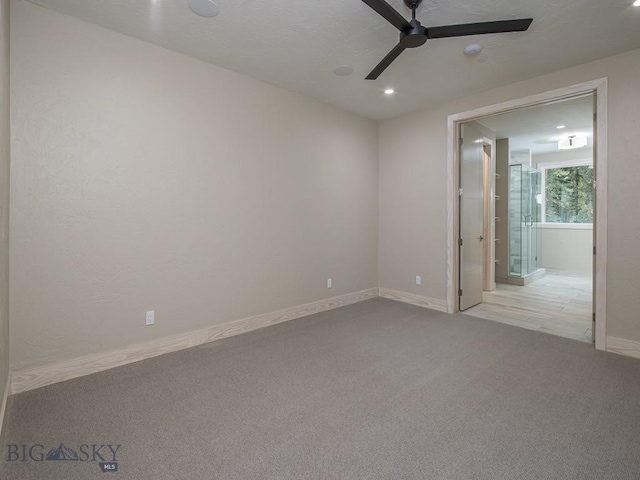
[{"left": 446, "top": 79, "right": 608, "bottom": 351}]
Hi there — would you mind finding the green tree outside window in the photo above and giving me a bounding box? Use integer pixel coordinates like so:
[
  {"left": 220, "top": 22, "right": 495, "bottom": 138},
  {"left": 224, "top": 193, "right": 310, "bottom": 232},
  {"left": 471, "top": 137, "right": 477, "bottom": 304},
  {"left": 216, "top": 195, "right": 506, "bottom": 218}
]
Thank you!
[{"left": 545, "top": 165, "right": 593, "bottom": 223}]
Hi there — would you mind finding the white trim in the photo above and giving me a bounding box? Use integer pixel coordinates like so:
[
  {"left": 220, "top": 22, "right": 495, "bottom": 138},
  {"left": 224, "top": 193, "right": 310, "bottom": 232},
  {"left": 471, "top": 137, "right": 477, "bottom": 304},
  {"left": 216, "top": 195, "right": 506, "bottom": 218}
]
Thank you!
[
  {"left": 447, "top": 78, "right": 608, "bottom": 351},
  {"left": 594, "top": 80, "right": 608, "bottom": 351},
  {"left": 539, "top": 223, "right": 593, "bottom": 230},
  {"left": 10, "top": 288, "right": 379, "bottom": 394},
  {"left": 606, "top": 337, "right": 640, "bottom": 360},
  {"left": 482, "top": 138, "right": 497, "bottom": 292},
  {"left": 379, "top": 288, "right": 448, "bottom": 312},
  {"left": 0, "top": 375, "right": 9, "bottom": 436},
  {"left": 537, "top": 158, "right": 593, "bottom": 169}
]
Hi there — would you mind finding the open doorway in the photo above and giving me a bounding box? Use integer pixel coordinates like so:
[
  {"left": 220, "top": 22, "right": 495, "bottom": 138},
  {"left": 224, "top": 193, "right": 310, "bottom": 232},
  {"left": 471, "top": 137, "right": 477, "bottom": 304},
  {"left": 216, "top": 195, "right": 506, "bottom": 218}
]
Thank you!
[{"left": 454, "top": 92, "right": 599, "bottom": 345}]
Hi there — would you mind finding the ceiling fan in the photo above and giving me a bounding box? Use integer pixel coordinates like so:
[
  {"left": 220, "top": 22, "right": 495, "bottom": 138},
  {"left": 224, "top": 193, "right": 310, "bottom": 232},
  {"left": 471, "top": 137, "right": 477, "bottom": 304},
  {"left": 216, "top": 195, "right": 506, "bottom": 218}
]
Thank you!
[{"left": 362, "top": 0, "right": 533, "bottom": 80}]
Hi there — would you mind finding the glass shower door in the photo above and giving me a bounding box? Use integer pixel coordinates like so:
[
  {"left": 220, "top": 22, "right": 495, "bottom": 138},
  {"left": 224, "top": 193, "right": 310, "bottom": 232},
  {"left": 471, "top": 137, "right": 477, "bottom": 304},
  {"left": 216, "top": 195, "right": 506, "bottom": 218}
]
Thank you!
[
  {"left": 527, "top": 167, "right": 542, "bottom": 274},
  {"left": 509, "top": 164, "right": 542, "bottom": 277},
  {"left": 523, "top": 165, "right": 541, "bottom": 274},
  {"left": 509, "top": 165, "right": 524, "bottom": 276}
]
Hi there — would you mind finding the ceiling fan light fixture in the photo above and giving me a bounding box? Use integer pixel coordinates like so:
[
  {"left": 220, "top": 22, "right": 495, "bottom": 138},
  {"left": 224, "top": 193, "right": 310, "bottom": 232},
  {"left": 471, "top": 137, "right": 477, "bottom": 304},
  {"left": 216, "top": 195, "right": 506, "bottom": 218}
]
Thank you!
[
  {"left": 558, "top": 135, "right": 588, "bottom": 150},
  {"left": 188, "top": 0, "right": 219, "bottom": 18}
]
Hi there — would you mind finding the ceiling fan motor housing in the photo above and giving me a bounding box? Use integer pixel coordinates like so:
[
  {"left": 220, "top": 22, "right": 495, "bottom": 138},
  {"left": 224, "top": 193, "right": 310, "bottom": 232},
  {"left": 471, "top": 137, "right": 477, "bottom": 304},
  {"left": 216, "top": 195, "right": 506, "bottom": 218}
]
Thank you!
[
  {"left": 400, "top": 0, "right": 427, "bottom": 48},
  {"left": 403, "top": 0, "right": 423, "bottom": 8},
  {"left": 400, "top": 20, "right": 427, "bottom": 48}
]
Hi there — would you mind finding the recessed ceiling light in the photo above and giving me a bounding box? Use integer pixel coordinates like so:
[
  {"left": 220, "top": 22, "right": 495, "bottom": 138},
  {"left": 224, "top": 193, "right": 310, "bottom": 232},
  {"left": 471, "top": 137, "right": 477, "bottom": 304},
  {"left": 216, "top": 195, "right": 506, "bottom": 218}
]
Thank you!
[
  {"left": 464, "top": 44, "right": 483, "bottom": 56},
  {"left": 384, "top": 89, "right": 395, "bottom": 95},
  {"left": 189, "top": 0, "right": 219, "bottom": 18},
  {"left": 556, "top": 125, "right": 566, "bottom": 129},
  {"left": 634, "top": 0, "right": 640, "bottom": 6},
  {"left": 333, "top": 65, "right": 354, "bottom": 76}
]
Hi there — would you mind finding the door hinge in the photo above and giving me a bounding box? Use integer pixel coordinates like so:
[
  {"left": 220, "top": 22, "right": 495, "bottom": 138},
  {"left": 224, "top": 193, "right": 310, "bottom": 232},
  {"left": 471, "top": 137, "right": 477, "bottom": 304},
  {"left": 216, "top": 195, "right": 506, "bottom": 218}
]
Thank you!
[
  {"left": 459, "top": 238, "right": 463, "bottom": 246},
  {"left": 459, "top": 137, "right": 464, "bottom": 147},
  {"left": 593, "top": 312, "right": 596, "bottom": 323},
  {"left": 593, "top": 246, "right": 596, "bottom": 255},
  {"left": 594, "top": 112, "right": 597, "bottom": 122},
  {"left": 459, "top": 188, "right": 463, "bottom": 196},
  {"left": 459, "top": 289, "right": 463, "bottom": 297}
]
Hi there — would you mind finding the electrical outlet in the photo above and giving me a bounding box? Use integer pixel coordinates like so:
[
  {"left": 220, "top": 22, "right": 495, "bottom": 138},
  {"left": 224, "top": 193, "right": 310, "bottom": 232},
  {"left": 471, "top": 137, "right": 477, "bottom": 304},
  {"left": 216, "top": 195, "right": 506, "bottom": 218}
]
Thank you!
[
  {"left": 145, "top": 310, "right": 155, "bottom": 326},
  {"left": 416, "top": 276, "right": 422, "bottom": 286},
  {"left": 327, "top": 278, "right": 332, "bottom": 289}
]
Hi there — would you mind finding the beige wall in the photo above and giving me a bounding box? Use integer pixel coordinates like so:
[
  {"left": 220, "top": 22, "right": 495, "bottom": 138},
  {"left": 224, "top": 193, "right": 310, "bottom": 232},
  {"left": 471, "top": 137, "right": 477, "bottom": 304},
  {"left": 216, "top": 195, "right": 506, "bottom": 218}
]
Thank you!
[
  {"left": 0, "top": 0, "right": 9, "bottom": 403},
  {"left": 10, "top": 1, "right": 378, "bottom": 373},
  {"left": 379, "top": 47, "right": 640, "bottom": 343},
  {"left": 8, "top": 1, "right": 640, "bottom": 378},
  {"left": 540, "top": 227, "right": 592, "bottom": 274}
]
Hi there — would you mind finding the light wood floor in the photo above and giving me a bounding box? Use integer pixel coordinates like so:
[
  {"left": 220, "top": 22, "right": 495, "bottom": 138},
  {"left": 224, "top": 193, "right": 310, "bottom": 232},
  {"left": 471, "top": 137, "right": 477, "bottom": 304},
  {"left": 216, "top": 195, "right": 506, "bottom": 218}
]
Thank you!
[{"left": 464, "top": 270, "right": 593, "bottom": 344}]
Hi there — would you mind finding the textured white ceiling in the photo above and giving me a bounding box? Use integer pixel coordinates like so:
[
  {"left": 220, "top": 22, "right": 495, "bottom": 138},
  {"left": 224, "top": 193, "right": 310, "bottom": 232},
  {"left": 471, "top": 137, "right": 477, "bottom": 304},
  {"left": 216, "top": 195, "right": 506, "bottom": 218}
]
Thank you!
[
  {"left": 477, "top": 95, "right": 594, "bottom": 155},
  {"left": 24, "top": 0, "right": 640, "bottom": 120}
]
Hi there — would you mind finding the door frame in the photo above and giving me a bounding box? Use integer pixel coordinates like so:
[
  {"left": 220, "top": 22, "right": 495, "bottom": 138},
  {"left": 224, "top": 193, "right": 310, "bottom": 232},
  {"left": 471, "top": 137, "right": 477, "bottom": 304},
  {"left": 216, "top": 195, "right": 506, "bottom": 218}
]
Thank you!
[
  {"left": 446, "top": 78, "right": 608, "bottom": 351},
  {"left": 481, "top": 139, "right": 496, "bottom": 292}
]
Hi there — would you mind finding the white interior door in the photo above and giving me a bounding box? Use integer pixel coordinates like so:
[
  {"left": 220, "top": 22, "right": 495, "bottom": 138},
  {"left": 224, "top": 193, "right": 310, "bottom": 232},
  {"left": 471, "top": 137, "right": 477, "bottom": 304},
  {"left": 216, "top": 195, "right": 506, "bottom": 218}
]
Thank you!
[{"left": 459, "top": 123, "right": 484, "bottom": 311}]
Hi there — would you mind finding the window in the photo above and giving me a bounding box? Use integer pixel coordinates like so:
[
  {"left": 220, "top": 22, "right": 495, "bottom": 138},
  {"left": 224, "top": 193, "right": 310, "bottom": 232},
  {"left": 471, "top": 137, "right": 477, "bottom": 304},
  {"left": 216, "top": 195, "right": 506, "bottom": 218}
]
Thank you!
[{"left": 539, "top": 160, "right": 593, "bottom": 226}]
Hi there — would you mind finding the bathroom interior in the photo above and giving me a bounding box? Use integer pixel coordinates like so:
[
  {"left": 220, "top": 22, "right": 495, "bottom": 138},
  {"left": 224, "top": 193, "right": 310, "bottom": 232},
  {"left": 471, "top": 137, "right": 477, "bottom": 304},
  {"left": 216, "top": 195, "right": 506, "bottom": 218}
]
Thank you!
[
  {"left": 504, "top": 158, "right": 543, "bottom": 286},
  {"left": 464, "top": 95, "right": 595, "bottom": 343}
]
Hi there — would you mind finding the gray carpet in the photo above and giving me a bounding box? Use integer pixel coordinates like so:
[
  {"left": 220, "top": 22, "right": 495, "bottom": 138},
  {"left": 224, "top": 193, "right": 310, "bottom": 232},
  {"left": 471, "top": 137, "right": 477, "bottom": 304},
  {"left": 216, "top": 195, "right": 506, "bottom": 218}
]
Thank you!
[{"left": 2, "top": 297, "right": 640, "bottom": 479}]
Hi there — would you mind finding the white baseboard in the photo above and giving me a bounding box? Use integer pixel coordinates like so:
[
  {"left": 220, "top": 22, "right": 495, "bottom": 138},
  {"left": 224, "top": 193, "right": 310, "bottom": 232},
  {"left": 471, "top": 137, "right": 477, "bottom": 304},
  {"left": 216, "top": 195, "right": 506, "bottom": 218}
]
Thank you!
[
  {"left": 11, "top": 289, "right": 635, "bottom": 396},
  {"left": 606, "top": 336, "right": 640, "bottom": 360},
  {"left": 11, "top": 288, "right": 379, "bottom": 395},
  {"left": 0, "top": 374, "right": 9, "bottom": 437},
  {"left": 379, "top": 288, "right": 448, "bottom": 313}
]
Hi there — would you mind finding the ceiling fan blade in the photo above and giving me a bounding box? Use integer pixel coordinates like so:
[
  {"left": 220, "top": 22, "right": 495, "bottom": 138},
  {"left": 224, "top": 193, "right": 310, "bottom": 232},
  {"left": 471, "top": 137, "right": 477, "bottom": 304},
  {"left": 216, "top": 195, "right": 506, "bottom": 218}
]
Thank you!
[
  {"left": 362, "top": 0, "right": 411, "bottom": 32},
  {"left": 366, "top": 43, "right": 406, "bottom": 80},
  {"left": 426, "top": 18, "right": 533, "bottom": 39}
]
